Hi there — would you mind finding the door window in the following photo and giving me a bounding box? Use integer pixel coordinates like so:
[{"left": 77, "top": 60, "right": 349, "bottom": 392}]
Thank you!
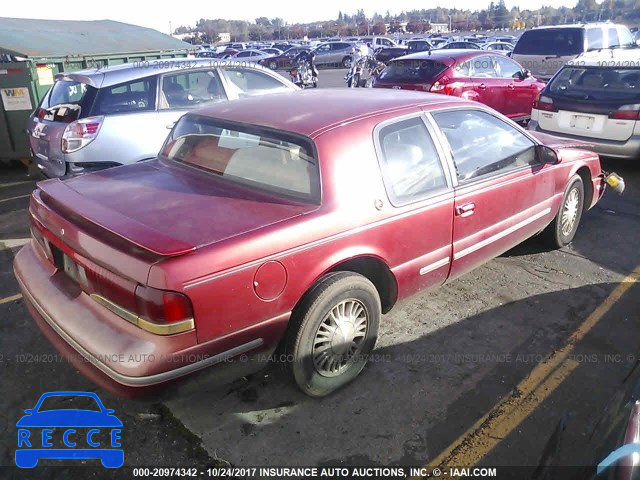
[
  {"left": 470, "top": 55, "right": 498, "bottom": 78},
  {"left": 94, "top": 77, "right": 156, "bottom": 114},
  {"left": 160, "top": 70, "right": 227, "bottom": 109},
  {"left": 495, "top": 56, "right": 522, "bottom": 78},
  {"left": 432, "top": 109, "right": 537, "bottom": 182},
  {"left": 377, "top": 116, "right": 448, "bottom": 205},
  {"left": 224, "top": 68, "right": 291, "bottom": 97}
]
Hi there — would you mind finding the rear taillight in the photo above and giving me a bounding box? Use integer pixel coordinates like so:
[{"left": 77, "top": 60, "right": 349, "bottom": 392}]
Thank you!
[
  {"left": 533, "top": 95, "right": 557, "bottom": 112},
  {"left": 36, "top": 108, "right": 48, "bottom": 119},
  {"left": 135, "top": 286, "right": 194, "bottom": 327},
  {"left": 61, "top": 116, "right": 104, "bottom": 153},
  {"left": 610, "top": 104, "right": 640, "bottom": 121},
  {"left": 430, "top": 75, "right": 460, "bottom": 95}
]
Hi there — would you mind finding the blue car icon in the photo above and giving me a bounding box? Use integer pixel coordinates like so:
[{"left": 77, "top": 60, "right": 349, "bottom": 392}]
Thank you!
[{"left": 16, "top": 391, "right": 123, "bottom": 468}]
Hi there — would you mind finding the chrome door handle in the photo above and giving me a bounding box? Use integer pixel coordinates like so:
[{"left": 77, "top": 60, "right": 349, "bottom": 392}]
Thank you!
[{"left": 455, "top": 202, "right": 476, "bottom": 217}]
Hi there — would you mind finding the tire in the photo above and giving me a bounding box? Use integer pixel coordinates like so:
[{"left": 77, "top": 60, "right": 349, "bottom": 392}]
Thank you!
[
  {"left": 542, "top": 174, "right": 584, "bottom": 248},
  {"left": 269, "top": 61, "right": 278, "bottom": 70},
  {"left": 312, "top": 79, "right": 318, "bottom": 88},
  {"left": 285, "top": 272, "right": 381, "bottom": 397},
  {"left": 342, "top": 56, "right": 352, "bottom": 69},
  {"left": 353, "top": 73, "right": 360, "bottom": 88}
]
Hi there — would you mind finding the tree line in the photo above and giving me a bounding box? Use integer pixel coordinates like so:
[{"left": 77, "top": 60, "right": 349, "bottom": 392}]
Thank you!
[{"left": 173, "top": 0, "right": 639, "bottom": 43}]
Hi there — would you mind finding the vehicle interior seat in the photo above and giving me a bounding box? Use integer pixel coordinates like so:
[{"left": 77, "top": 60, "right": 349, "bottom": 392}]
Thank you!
[
  {"left": 224, "top": 145, "right": 311, "bottom": 194},
  {"left": 163, "top": 82, "right": 188, "bottom": 107}
]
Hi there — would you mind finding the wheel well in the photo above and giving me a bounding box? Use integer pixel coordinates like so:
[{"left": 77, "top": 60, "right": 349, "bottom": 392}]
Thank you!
[
  {"left": 576, "top": 166, "right": 592, "bottom": 212},
  {"left": 327, "top": 256, "right": 398, "bottom": 313}
]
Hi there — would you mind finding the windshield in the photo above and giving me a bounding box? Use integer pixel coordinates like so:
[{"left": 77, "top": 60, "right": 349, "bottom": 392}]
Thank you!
[
  {"left": 514, "top": 28, "right": 584, "bottom": 56},
  {"left": 39, "top": 80, "right": 97, "bottom": 123},
  {"left": 548, "top": 67, "right": 640, "bottom": 101},
  {"left": 162, "top": 115, "right": 320, "bottom": 203},
  {"left": 379, "top": 59, "right": 448, "bottom": 83}
]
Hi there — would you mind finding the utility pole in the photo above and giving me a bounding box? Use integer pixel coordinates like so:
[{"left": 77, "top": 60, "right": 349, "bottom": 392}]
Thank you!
[{"left": 169, "top": 21, "right": 172, "bottom": 36}]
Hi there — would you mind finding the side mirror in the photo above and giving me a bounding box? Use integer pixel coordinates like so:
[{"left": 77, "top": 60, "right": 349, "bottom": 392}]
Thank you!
[{"left": 536, "top": 145, "right": 560, "bottom": 165}]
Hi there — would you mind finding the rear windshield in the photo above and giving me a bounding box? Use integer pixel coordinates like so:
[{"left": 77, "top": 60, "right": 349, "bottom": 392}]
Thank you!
[
  {"left": 514, "top": 28, "right": 584, "bottom": 56},
  {"left": 548, "top": 67, "right": 640, "bottom": 102},
  {"left": 39, "top": 80, "right": 97, "bottom": 122},
  {"left": 162, "top": 115, "right": 320, "bottom": 203},
  {"left": 378, "top": 59, "right": 447, "bottom": 83}
]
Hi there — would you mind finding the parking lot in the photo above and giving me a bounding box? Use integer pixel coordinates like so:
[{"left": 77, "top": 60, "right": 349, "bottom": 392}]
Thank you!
[{"left": 1, "top": 144, "right": 639, "bottom": 478}]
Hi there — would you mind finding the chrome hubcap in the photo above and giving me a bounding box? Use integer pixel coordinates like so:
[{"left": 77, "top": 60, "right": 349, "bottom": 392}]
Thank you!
[
  {"left": 313, "top": 300, "right": 368, "bottom": 377},
  {"left": 561, "top": 188, "right": 580, "bottom": 236}
]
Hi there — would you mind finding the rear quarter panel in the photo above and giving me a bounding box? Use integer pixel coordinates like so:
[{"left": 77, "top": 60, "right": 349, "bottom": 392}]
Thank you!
[{"left": 148, "top": 111, "right": 454, "bottom": 344}]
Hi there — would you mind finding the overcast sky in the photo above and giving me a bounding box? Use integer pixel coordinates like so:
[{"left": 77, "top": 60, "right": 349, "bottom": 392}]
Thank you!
[{"left": 3, "top": 0, "right": 586, "bottom": 34}]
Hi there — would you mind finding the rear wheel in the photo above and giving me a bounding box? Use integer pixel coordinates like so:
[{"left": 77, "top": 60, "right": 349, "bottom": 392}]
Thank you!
[
  {"left": 542, "top": 174, "right": 584, "bottom": 248},
  {"left": 268, "top": 61, "right": 278, "bottom": 70},
  {"left": 342, "top": 56, "right": 352, "bottom": 68},
  {"left": 285, "top": 272, "right": 381, "bottom": 397}
]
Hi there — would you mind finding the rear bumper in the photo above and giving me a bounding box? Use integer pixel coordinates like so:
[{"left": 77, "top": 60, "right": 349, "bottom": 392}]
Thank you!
[
  {"left": 528, "top": 120, "right": 640, "bottom": 160},
  {"left": 14, "top": 244, "right": 285, "bottom": 396}
]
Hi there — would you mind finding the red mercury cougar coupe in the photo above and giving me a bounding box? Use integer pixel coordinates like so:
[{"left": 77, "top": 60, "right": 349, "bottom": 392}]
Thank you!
[{"left": 15, "top": 89, "right": 606, "bottom": 398}]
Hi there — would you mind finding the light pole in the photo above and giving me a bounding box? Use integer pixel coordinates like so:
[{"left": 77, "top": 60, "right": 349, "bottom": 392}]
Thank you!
[{"left": 448, "top": 15, "right": 452, "bottom": 33}]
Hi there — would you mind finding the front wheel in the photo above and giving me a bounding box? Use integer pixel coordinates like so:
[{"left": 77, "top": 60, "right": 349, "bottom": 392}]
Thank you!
[
  {"left": 542, "top": 174, "right": 584, "bottom": 248},
  {"left": 269, "top": 61, "right": 278, "bottom": 70},
  {"left": 285, "top": 272, "right": 381, "bottom": 397}
]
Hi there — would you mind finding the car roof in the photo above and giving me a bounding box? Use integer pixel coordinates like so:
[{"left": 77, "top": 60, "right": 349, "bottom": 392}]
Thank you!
[
  {"left": 395, "top": 49, "right": 488, "bottom": 64},
  {"left": 54, "top": 59, "right": 278, "bottom": 88},
  {"left": 190, "top": 88, "right": 465, "bottom": 138},
  {"left": 569, "top": 48, "right": 640, "bottom": 66}
]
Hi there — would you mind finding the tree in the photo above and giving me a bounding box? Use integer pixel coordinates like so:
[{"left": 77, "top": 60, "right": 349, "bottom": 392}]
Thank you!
[{"left": 373, "top": 22, "right": 387, "bottom": 35}]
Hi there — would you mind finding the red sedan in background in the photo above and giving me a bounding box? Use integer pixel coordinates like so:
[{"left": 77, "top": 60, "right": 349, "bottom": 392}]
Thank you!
[
  {"left": 373, "top": 50, "right": 546, "bottom": 122},
  {"left": 14, "top": 90, "right": 605, "bottom": 398}
]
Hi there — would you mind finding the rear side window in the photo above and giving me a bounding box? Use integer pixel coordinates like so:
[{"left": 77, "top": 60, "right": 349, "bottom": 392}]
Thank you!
[
  {"left": 94, "top": 78, "right": 156, "bottom": 115},
  {"left": 40, "top": 80, "right": 97, "bottom": 122},
  {"left": 514, "top": 28, "right": 584, "bottom": 56},
  {"left": 587, "top": 29, "right": 604, "bottom": 50},
  {"left": 162, "top": 115, "right": 319, "bottom": 203},
  {"left": 608, "top": 28, "right": 619, "bottom": 47},
  {"left": 548, "top": 67, "right": 640, "bottom": 102},
  {"left": 379, "top": 60, "right": 447, "bottom": 83},
  {"left": 377, "top": 116, "right": 447, "bottom": 204}
]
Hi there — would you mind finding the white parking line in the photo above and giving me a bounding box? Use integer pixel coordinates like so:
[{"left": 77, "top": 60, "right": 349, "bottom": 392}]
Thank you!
[
  {"left": 0, "top": 238, "right": 30, "bottom": 249},
  {"left": 0, "top": 180, "right": 33, "bottom": 189},
  {"left": 0, "top": 194, "right": 30, "bottom": 204}
]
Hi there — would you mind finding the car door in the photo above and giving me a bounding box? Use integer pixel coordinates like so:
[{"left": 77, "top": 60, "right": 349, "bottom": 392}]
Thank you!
[
  {"left": 87, "top": 75, "right": 167, "bottom": 164},
  {"left": 495, "top": 55, "right": 538, "bottom": 119},
  {"left": 428, "top": 108, "right": 556, "bottom": 280},
  {"left": 314, "top": 44, "right": 332, "bottom": 65},
  {"left": 470, "top": 54, "right": 507, "bottom": 114},
  {"left": 375, "top": 114, "right": 455, "bottom": 296}
]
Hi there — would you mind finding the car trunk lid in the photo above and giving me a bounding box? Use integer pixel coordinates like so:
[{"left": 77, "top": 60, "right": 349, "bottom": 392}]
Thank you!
[{"left": 38, "top": 160, "right": 317, "bottom": 258}]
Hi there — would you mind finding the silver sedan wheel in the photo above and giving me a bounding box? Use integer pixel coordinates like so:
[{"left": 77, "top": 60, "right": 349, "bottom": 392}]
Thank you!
[
  {"left": 313, "top": 299, "right": 368, "bottom": 377},
  {"left": 561, "top": 187, "right": 580, "bottom": 236}
]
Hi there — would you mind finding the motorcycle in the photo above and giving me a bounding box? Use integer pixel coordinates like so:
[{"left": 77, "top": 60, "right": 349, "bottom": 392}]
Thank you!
[
  {"left": 289, "top": 58, "right": 318, "bottom": 89},
  {"left": 344, "top": 55, "right": 386, "bottom": 88}
]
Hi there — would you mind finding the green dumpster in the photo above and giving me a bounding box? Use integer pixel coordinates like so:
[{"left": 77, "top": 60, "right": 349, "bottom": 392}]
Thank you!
[{"left": 0, "top": 17, "right": 194, "bottom": 162}]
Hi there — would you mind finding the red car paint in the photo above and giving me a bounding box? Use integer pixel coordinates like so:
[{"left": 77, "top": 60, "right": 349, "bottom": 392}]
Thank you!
[
  {"left": 372, "top": 50, "right": 546, "bottom": 121},
  {"left": 14, "top": 89, "right": 604, "bottom": 396}
]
